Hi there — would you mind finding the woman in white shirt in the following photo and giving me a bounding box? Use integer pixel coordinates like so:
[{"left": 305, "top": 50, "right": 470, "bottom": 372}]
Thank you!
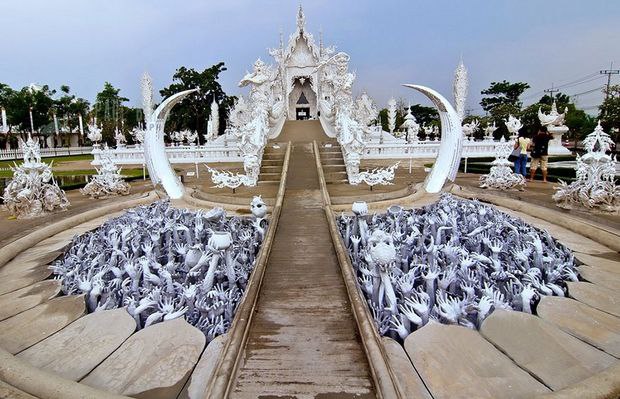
[{"left": 514, "top": 132, "right": 531, "bottom": 176}]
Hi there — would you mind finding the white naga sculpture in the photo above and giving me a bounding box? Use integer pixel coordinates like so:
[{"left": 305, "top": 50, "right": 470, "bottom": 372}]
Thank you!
[
  {"left": 351, "top": 162, "right": 400, "bottom": 187},
  {"left": 318, "top": 52, "right": 377, "bottom": 183},
  {"left": 353, "top": 92, "right": 378, "bottom": 143},
  {"left": 404, "top": 85, "right": 464, "bottom": 193},
  {"left": 539, "top": 101, "right": 571, "bottom": 155},
  {"left": 81, "top": 145, "right": 130, "bottom": 199},
  {"left": 214, "top": 58, "right": 282, "bottom": 187},
  {"left": 479, "top": 138, "right": 526, "bottom": 190},
  {"left": 504, "top": 115, "right": 523, "bottom": 140},
  {"left": 553, "top": 122, "right": 619, "bottom": 212},
  {"left": 461, "top": 119, "right": 479, "bottom": 141},
  {"left": 2, "top": 134, "right": 69, "bottom": 218},
  {"left": 205, "top": 165, "right": 255, "bottom": 190},
  {"left": 453, "top": 58, "right": 468, "bottom": 122}
]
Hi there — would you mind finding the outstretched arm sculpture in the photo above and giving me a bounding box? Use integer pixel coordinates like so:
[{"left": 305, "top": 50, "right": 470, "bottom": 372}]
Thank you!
[
  {"left": 403, "top": 84, "right": 463, "bottom": 193},
  {"left": 144, "top": 88, "right": 198, "bottom": 199}
]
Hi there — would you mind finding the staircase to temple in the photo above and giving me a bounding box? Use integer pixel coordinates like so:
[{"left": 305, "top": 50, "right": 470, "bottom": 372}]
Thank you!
[
  {"left": 229, "top": 142, "right": 375, "bottom": 398},
  {"left": 258, "top": 145, "right": 286, "bottom": 184},
  {"left": 317, "top": 142, "right": 348, "bottom": 184}
]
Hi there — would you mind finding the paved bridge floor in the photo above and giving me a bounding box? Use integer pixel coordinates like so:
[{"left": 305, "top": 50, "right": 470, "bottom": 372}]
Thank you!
[{"left": 229, "top": 140, "right": 375, "bottom": 399}]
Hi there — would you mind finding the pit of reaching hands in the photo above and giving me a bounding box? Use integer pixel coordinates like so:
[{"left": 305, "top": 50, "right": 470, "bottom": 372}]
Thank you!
[
  {"left": 51, "top": 200, "right": 267, "bottom": 344},
  {"left": 337, "top": 194, "right": 580, "bottom": 343}
]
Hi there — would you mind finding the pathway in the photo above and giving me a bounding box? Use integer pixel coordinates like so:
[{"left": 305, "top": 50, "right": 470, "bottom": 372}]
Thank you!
[{"left": 230, "top": 126, "right": 375, "bottom": 398}]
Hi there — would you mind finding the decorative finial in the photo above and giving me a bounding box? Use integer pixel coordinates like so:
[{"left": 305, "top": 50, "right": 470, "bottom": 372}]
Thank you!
[
  {"left": 279, "top": 28, "right": 284, "bottom": 49},
  {"left": 297, "top": 4, "right": 305, "bottom": 32}
]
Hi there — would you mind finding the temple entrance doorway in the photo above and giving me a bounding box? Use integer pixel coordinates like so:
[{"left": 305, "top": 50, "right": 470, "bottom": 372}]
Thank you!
[
  {"left": 296, "top": 107, "right": 310, "bottom": 120},
  {"left": 288, "top": 77, "right": 317, "bottom": 120}
]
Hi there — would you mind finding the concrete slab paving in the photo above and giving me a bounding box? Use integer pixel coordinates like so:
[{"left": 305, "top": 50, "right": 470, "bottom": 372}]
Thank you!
[
  {"left": 0, "top": 280, "right": 61, "bottom": 321},
  {"left": 17, "top": 308, "right": 136, "bottom": 381},
  {"left": 0, "top": 295, "right": 85, "bottom": 354},
  {"left": 537, "top": 296, "right": 620, "bottom": 358},
  {"left": 577, "top": 265, "right": 620, "bottom": 291},
  {"left": 0, "top": 267, "right": 53, "bottom": 297},
  {"left": 0, "top": 250, "right": 62, "bottom": 277},
  {"left": 179, "top": 333, "right": 227, "bottom": 399},
  {"left": 0, "top": 380, "right": 38, "bottom": 399},
  {"left": 567, "top": 281, "right": 620, "bottom": 318},
  {"left": 404, "top": 322, "right": 549, "bottom": 398},
  {"left": 575, "top": 252, "right": 620, "bottom": 274},
  {"left": 480, "top": 309, "right": 616, "bottom": 390},
  {"left": 382, "top": 337, "right": 432, "bottom": 399},
  {"left": 492, "top": 207, "right": 611, "bottom": 255},
  {"left": 81, "top": 318, "right": 205, "bottom": 399}
]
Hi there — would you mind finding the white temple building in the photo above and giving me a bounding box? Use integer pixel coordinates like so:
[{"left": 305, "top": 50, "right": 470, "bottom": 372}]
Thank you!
[
  {"left": 96, "top": 6, "right": 571, "bottom": 177},
  {"left": 270, "top": 6, "right": 328, "bottom": 121}
]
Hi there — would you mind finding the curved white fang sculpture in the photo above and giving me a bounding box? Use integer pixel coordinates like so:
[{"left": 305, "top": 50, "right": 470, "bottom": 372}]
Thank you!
[
  {"left": 144, "top": 88, "right": 198, "bottom": 199},
  {"left": 403, "top": 84, "right": 464, "bottom": 193}
]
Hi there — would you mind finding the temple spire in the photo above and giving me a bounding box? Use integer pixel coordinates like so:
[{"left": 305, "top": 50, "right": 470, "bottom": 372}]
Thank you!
[{"left": 296, "top": 4, "right": 305, "bottom": 32}]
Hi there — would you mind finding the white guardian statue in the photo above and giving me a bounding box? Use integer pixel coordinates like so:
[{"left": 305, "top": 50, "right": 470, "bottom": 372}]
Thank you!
[
  {"left": 553, "top": 121, "right": 619, "bottom": 212},
  {"left": 2, "top": 134, "right": 69, "bottom": 218},
  {"left": 81, "top": 145, "right": 130, "bottom": 199}
]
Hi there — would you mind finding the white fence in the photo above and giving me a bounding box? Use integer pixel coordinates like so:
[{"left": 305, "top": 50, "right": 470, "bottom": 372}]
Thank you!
[
  {"left": 361, "top": 139, "right": 505, "bottom": 159},
  {"left": 0, "top": 146, "right": 93, "bottom": 161},
  {"left": 92, "top": 144, "right": 243, "bottom": 166}
]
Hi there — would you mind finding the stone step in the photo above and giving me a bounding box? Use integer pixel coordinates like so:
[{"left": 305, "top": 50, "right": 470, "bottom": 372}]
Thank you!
[{"left": 261, "top": 160, "right": 283, "bottom": 166}]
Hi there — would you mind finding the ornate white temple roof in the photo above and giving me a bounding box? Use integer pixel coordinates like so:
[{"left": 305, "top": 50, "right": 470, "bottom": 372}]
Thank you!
[{"left": 282, "top": 5, "right": 321, "bottom": 64}]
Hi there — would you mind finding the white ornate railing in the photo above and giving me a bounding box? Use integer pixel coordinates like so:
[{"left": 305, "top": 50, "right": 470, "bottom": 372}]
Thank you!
[
  {"left": 92, "top": 144, "right": 243, "bottom": 166},
  {"left": 362, "top": 139, "right": 505, "bottom": 159},
  {"left": 0, "top": 146, "right": 93, "bottom": 161}
]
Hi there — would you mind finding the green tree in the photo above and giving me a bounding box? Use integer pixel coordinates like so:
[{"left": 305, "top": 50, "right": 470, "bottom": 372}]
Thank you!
[
  {"left": 409, "top": 104, "right": 439, "bottom": 128},
  {"left": 53, "top": 85, "right": 90, "bottom": 146},
  {"left": 599, "top": 84, "right": 620, "bottom": 143},
  {"left": 93, "top": 82, "right": 129, "bottom": 145},
  {"left": 480, "top": 80, "right": 530, "bottom": 138},
  {"left": 159, "top": 63, "right": 234, "bottom": 143}
]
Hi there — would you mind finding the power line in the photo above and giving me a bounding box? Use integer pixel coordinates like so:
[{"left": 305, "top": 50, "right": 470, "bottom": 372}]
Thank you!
[
  {"left": 568, "top": 86, "right": 604, "bottom": 98},
  {"left": 600, "top": 62, "right": 619, "bottom": 100}
]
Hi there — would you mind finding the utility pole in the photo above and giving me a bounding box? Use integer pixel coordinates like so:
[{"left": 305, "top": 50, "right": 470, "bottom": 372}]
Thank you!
[
  {"left": 544, "top": 83, "right": 559, "bottom": 99},
  {"left": 600, "top": 62, "right": 619, "bottom": 100}
]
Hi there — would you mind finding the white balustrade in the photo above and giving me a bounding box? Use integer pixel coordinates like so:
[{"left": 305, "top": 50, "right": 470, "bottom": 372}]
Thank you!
[
  {"left": 362, "top": 139, "right": 505, "bottom": 160},
  {"left": 0, "top": 146, "right": 93, "bottom": 161},
  {"left": 91, "top": 144, "right": 243, "bottom": 166}
]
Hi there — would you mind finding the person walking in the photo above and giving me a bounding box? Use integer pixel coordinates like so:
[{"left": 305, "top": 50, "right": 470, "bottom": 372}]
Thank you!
[
  {"left": 513, "top": 131, "right": 530, "bottom": 176},
  {"left": 529, "top": 126, "right": 553, "bottom": 182}
]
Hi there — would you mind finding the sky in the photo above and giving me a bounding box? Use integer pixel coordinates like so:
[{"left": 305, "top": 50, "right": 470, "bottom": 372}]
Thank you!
[{"left": 1, "top": 0, "right": 619, "bottom": 115}]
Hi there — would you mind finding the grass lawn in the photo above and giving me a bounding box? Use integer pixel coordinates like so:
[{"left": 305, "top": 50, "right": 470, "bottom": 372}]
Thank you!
[
  {"left": 0, "top": 154, "right": 94, "bottom": 168},
  {"left": 0, "top": 167, "right": 145, "bottom": 178}
]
